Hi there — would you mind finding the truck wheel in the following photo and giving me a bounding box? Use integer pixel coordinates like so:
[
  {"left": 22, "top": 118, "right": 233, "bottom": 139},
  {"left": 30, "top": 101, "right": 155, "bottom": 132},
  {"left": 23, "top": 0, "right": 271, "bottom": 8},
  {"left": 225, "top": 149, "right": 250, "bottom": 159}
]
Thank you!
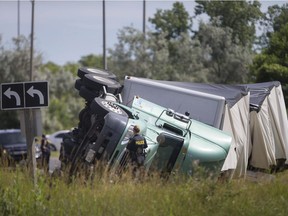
[
  {"left": 82, "top": 74, "right": 122, "bottom": 95},
  {"left": 77, "top": 67, "right": 117, "bottom": 80},
  {"left": 79, "top": 86, "right": 101, "bottom": 102},
  {"left": 90, "top": 97, "right": 127, "bottom": 117},
  {"left": 78, "top": 106, "right": 92, "bottom": 131},
  {"left": 60, "top": 137, "right": 78, "bottom": 164},
  {"left": 75, "top": 79, "right": 83, "bottom": 91}
]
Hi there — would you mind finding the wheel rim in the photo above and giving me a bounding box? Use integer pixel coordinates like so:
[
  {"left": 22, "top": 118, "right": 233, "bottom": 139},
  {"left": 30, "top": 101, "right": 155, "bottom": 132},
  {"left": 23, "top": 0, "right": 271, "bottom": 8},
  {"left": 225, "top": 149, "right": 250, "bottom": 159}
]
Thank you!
[
  {"left": 86, "top": 68, "right": 109, "bottom": 76},
  {"left": 101, "top": 100, "right": 123, "bottom": 115}
]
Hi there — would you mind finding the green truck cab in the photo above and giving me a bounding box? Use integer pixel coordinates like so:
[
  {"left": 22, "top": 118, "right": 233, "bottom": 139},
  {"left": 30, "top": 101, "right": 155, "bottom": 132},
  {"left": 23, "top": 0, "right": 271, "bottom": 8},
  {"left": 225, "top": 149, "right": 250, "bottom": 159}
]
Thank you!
[
  {"left": 109, "top": 96, "right": 231, "bottom": 176},
  {"left": 60, "top": 68, "right": 232, "bottom": 178}
]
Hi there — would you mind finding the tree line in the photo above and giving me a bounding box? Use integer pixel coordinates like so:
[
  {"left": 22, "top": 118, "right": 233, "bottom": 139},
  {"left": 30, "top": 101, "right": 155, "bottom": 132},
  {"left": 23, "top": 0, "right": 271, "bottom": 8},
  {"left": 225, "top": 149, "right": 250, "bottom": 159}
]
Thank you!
[{"left": 0, "top": 1, "right": 287, "bottom": 132}]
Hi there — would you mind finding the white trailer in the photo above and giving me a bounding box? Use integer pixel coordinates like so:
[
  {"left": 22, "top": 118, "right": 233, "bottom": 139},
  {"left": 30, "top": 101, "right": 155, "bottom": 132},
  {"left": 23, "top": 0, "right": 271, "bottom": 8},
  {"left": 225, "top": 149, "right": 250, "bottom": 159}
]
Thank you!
[{"left": 122, "top": 76, "right": 226, "bottom": 129}]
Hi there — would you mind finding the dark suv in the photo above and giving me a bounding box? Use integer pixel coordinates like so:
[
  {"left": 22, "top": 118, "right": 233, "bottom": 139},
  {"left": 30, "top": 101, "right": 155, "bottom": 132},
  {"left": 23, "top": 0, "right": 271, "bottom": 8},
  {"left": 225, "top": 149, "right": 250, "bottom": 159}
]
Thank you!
[{"left": 0, "top": 129, "right": 28, "bottom": 163}]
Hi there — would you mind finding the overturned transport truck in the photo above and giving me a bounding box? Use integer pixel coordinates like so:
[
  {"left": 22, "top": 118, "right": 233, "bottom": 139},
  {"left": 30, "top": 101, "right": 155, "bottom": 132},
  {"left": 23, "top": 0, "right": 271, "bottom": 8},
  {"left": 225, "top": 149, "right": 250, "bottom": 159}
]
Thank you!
[{"left": 59, "top": 68, "right": 232, "bottom": 178}]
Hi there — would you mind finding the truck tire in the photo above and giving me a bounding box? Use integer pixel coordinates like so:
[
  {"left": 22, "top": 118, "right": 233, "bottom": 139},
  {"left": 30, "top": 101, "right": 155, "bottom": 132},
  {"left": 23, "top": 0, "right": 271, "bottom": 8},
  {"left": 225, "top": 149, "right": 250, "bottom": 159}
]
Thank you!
[
  {"left": 79, "top": 86, "right": 101, "bottom": 102},
  {"left": 82, "top": 74, "right": 122, "bottom": 95},
  {"left": 90, "top": 97, "right": 127, "bottom": 117},
  {"left": 77, "top": 67, "right": 117, "bottom": 80},
  {"left": 60, "top": 137, "right": 78, "bottom": 164},
  {"left": 75, "top": 79, "right": 83, "bottom": 91}
]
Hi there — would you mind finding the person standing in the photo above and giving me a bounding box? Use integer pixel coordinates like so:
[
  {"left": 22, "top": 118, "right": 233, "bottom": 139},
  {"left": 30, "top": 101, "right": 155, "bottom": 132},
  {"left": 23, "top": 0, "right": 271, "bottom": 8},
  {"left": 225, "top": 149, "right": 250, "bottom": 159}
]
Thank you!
[
  {"left": 126, "top": 125, "right": 148, "bottom": 178},
  {"left": 41, "top": 134, "right": 50, "bottom": 172}
]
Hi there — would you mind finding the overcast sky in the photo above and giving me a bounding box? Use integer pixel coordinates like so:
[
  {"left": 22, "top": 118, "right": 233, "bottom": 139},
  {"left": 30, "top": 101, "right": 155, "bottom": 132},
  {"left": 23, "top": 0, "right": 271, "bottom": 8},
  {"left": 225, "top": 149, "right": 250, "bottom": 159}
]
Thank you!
[{"left": 0, "top": 0, "right": 286, "bottom": 65}]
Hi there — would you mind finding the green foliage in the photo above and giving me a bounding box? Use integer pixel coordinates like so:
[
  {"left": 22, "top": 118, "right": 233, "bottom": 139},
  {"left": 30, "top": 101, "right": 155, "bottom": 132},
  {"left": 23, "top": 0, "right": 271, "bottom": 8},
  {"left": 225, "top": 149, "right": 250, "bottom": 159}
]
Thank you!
[
  {"left": 109, "top": 2, "right": 256, "bottom": 84},
  {"left": 1, "top": 168, "right": 288, "bottom": 215},
  {"left": 0, "top": 111, "right": 20, "bottom": 129},
  {"left": 0, "top": 36, "right": 42, "bottom": 83},
  {"left": 108, "top": 27, "right": 208, "bottom": 82},
  {"left": 195, "top": 0, "right": 263, "bottom": 47},
  {"left": 63, "top": 62, "right": 80, "bottom": 77},
  {"left": 39, "top": 65, "right": 84, "bottom": 133},
  {"left": 41, "top": 61, "right": 61, "bottom": 74},
  {"left": 196, "top": 23, "right": 253, "bottom": 84},
  {"left": 259, "top": 3, "right": 288, "bottom": 48},
  {"left": 251, "top": 5, "right": 288, "bottom": 105},
  {"left": 109, "top": 22, "right": 253, "bottom": 84},
  {"left": 266, "top": 23, "right": 288, "bottom": 61},
  {"left": 149, "top": 2, "right": 193, "bottom": 40},
  {"left": 78, "top": 54, "right": 103, "bottom": 69}
]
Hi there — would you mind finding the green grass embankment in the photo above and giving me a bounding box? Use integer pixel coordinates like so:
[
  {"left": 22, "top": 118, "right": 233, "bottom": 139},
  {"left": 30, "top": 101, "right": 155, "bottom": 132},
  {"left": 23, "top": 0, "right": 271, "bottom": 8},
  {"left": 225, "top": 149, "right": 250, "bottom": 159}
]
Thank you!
[{"left": 0, "top": 168, "right": 288, "bottom": 216}]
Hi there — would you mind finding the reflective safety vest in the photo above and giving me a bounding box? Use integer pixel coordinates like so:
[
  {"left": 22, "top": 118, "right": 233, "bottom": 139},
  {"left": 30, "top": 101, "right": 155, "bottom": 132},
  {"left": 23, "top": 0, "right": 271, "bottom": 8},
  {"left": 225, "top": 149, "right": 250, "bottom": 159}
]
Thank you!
[{"left": 126, "top": 134, "right": 147, "bottom": 155}]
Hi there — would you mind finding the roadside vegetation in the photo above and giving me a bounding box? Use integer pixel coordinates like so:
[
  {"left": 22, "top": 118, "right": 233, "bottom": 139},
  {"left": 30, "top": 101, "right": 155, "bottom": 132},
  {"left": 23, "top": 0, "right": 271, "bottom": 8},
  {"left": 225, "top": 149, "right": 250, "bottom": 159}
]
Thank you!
[{"left": 0, "top": 167, "right": 288, "bottom": 215}]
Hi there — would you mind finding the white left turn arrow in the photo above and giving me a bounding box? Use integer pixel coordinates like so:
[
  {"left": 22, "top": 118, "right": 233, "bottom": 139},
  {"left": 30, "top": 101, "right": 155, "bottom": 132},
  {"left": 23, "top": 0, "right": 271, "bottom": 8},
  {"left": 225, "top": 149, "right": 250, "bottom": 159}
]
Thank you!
[
  {"left": 4, "top": 87, "right": 21, "bottom": 106},
  {"left": 27, "top": 86, "right": 44, "bottom": 104}
]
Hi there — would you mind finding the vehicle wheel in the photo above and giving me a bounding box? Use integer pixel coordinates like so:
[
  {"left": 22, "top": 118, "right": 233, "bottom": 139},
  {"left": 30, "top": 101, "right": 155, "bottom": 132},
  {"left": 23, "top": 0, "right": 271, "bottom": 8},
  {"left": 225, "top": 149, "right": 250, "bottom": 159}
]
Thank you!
[
  {"left": 60, "top": 137, "right": 78, "bottom": 163},
  {"left": 79, "top": 86, "right": 101, "bottom": 102},
  {"left": 90, "top": 97, "right": 127, "bottom": 117},
  {"left": 79, "top": 110, "right": 92, "bottom": 133},
  {"left": 74, "top": 79, "right": 83, "bottom": 91},
  {"left": 77, "top": 67, "right": 117, "bottom": 80},
  {"left": 82, "top": 74, "right": 122, "bottom": 95}
]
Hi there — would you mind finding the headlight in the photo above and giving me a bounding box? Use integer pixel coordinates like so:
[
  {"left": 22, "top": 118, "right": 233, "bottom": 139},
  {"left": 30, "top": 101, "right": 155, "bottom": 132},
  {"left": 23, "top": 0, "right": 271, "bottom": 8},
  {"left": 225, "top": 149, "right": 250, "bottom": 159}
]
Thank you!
[{"left": 121, "top": 125, "right": 134, "bottom": 145}]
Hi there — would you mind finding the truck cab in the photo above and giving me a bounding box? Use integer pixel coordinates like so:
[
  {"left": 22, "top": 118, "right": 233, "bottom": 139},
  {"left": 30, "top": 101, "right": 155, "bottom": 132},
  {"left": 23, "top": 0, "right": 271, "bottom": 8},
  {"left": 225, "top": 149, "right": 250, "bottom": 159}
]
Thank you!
[{"left": 109, "top": 97, "right": 231, "bottom": 176}]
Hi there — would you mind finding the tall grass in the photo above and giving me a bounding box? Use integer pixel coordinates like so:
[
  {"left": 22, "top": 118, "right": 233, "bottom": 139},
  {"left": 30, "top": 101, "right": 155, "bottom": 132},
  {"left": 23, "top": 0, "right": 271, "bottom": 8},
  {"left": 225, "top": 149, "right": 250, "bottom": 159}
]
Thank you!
[{"left": 1, "top": 166, "right": 288, "bottom": 216}]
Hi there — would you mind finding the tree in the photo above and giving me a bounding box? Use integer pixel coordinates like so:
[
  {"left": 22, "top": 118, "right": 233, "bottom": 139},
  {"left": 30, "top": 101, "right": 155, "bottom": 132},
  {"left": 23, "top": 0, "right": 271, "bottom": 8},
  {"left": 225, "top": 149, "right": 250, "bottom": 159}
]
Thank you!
[
  {"left": 149, "top": 2, "right": 193, "bottom": 40},
  {"left": 258, "top": 4, "right": 288, "bottom": 48},
  {"left": 196, "top": 23, "right": 253, "bottom": 84},
  {"left": 108, "top": 26, "right": 208, "bottom": 82},
  {"left": 195, "top": 0, "right": 263, "bottom": 47},
  {"left": 39, "top": 63, "right": 84, "bottom": 133},
  {"left": 0, "top": 35, "right": 42, "bottom": 83},
  {"left": 251, "top": 4, "right": 288, "bottom": 106},
  {"left": 109, "top": 2, "right": 256, "bottom": 85}
]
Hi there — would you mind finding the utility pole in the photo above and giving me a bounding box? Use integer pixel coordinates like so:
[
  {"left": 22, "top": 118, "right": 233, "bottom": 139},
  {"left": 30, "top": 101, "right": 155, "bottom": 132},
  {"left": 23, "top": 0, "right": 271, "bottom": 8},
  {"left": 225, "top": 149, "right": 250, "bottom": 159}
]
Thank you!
[
  {"left": 17, "top": 0, "right": 20, "bottom": 37},
  {"left": 30, "top": 0, "right": 34, "bottom": 81},
  {"left": 25, "top": 0, "right": 37, "bottom": 185},
  {"left": 143, "top": 0, "right": 146, "bottom": 34},
  {"left": 102, "top": 0, "right": 107, "bottom": 70}
]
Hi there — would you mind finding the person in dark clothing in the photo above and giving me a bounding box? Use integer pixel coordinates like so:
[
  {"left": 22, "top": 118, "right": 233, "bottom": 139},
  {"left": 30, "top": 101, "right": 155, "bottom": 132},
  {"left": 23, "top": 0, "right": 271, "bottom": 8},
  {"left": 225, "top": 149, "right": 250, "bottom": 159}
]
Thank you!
[
  {"left": 41, "top": 134, "right": 50, "bottom": 172},
  {"left": 126, "top": 125, "right": 148, "bottom": 178}
]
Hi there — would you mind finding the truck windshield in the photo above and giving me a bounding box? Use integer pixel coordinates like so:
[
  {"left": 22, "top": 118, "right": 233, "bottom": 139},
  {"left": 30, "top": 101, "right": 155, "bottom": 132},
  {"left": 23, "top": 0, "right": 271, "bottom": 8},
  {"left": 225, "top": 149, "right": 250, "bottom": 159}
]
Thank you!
[{"left": 0, "top": 132, "right": 26, "bottom": 145}]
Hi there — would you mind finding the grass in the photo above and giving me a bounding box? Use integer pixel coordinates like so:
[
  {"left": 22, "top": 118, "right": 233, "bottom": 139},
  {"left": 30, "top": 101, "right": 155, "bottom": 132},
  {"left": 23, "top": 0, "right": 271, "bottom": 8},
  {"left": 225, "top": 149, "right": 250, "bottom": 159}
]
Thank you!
[
  {"left": 1, "top": 166, "right": 288, "bottom": 216},
  {"left": 50, "top": 150, "right": 59, "bottom": 158}
]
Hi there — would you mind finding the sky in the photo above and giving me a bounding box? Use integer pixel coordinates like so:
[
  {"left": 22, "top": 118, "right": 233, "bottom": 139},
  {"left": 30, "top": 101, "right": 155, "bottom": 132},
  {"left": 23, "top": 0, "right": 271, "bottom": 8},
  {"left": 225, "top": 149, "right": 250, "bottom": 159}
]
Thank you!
[{"left": 0, "top": 0, "right": 286, "bottom": 65}]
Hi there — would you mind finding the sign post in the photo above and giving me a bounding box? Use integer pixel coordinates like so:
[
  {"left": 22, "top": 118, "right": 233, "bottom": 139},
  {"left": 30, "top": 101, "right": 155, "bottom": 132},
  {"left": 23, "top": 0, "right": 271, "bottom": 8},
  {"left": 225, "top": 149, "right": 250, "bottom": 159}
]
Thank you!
[{"left": 1, "top": 81, "right": 49, "bottom": 184}]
